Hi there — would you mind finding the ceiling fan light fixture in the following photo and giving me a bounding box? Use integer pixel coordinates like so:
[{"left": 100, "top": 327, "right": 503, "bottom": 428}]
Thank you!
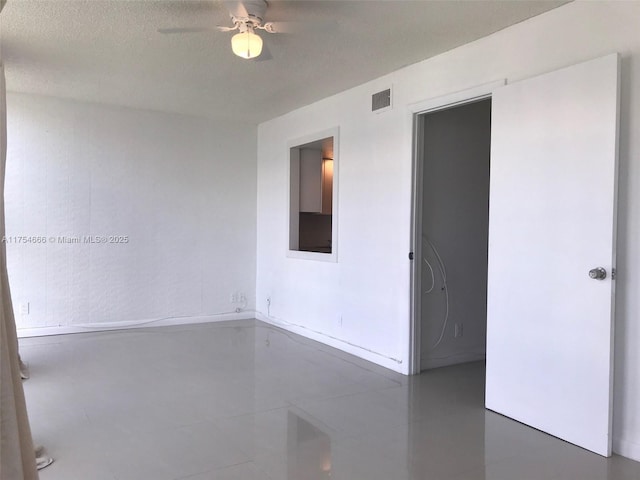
[{"left": 231, "top": 28, "right": 263, "bottom": 59}]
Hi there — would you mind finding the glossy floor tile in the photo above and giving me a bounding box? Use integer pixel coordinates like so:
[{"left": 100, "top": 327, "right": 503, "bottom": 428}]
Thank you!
[{"left": 19, "top": 320, "right": 640, "bottom": 480}]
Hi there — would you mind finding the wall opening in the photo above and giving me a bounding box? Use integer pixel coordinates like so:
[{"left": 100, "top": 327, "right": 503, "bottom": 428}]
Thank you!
[
  {"left": 418, "top": 99, "right": 491, "bottom": 371},
  {"left": 288, "top": 128, "right": 338, "bottom": 262}
]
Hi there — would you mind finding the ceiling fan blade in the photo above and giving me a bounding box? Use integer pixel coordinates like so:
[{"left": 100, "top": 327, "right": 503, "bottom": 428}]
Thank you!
[
  {"left": 216, "top": 25, "right": 238, "bottom": 32},
  {"left": 262, "top": 21, "right": 297, "bottom": 34},
  {"left": 264, "top": 20, "right": 338, "bottom": 35},
  {"left": 224, "top": 0, "right": 249, "bottom": 19},
  {"left": 156, "top": 1, "right": 217, "bottom": 14},
  {"left": 157, "top": 27, "right": 214, "bottom": 34}
]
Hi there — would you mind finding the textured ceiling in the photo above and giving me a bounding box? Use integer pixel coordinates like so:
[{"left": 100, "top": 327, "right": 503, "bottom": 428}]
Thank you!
[{"left": 0, "top": 0, "right": 566, "bottom": 123}]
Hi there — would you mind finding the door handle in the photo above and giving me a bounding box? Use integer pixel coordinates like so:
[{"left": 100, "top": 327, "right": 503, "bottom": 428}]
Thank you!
[{"left": 589, "top": 267, "right": 607, "bottom": 280}]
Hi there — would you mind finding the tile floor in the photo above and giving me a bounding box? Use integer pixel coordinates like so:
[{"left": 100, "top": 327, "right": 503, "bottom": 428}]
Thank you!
[{"left": 19, "top": 320, "right": 640, "bottom": 480}]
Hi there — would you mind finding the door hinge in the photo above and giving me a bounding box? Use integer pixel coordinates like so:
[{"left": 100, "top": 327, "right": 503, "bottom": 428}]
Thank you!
[{"left": 408, "top": 252, "right": 414, "bottom": 260}]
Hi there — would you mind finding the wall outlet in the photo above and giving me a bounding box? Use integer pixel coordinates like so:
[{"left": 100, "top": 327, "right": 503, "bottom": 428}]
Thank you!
[
  {"left": 230, "top": 292, "right": 245, "bottom": 304},
  {"left": 19, "top": 302, "right": 30, "bottom": 315},
  {"left": 454, "top": 323, "right": 463, "bottom": 338}
]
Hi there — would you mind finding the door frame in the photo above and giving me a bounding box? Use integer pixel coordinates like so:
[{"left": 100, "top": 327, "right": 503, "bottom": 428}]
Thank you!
[{"left": 408, "top": 80, "right": 505, "bottom": 375}]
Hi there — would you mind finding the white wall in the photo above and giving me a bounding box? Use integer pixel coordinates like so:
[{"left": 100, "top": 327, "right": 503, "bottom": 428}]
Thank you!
[
  {"left": 255, "top": 2, "right": 640, "bottom": 461},
  {"left": 6, "top": 93, "right": 257, "bottom": 332}
]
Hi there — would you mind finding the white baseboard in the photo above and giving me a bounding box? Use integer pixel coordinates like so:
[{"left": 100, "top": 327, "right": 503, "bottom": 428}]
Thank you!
[
  {"left": 421, "top": 350, "right": 486, "bottom": 370},
  {"left": 17, "top": 312, "right": 256, "bottom": 338},
  {"left": 19, "top": 311, "right": 408, "bottom": 374},
  {"left": 613, "top": 436, "right": 640, "bottom": 462},
  {"left": 255, "top": 312, "right": 407, "bottom": 374}
]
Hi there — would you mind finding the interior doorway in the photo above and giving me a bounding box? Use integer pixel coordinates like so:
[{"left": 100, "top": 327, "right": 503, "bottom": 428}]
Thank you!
[
  {"left": 410, "top": 56, "right": 618, "bottom": 455},
  {"left": 413, "top": 98, "right": 492, "bottom": 373}
]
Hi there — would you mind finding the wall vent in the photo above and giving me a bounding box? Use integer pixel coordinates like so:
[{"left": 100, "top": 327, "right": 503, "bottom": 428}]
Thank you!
[{"left": 372, "top": 88, "right": 392, "bottom": 113}]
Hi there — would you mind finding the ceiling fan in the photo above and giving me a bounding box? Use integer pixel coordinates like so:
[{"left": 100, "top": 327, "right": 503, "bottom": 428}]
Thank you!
[{"left": 158, "top": 0, "right": 282, "bottom": 60}]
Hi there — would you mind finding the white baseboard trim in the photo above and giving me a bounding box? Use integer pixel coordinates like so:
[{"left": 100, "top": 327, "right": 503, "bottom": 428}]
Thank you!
[
  {"left": 20, "top": 311, "right": 408, "bottom": 374},
  {"left": 421, "top": 350, "right": 486, "bottom": 370},
  {"left": 17, "top": 312, "right": 256, "bottom": 338},
  {"left": 255, "top": 312, "right": 407, "bottom": 374},
  {"left": 613, "top": 436, "right": 640, "bottom": 462}
]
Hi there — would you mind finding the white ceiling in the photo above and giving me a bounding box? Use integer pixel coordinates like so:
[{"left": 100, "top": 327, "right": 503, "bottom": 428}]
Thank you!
[{"left": 0, "top": 0, "right": 566, "bottom": 123}]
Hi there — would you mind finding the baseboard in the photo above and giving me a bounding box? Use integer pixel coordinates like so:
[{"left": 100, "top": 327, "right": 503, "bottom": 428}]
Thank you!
[
  {"left": 421, "top": 350, "right": 486, "bottom": 370},
  {"left": 17, "top": 311, "right": 256, "bottom": 338},
  {"left": 255, "top": 312, "right": 407, "bottom": 374},
  {"left": 18, "top": 311, "right": 408, "bottom": 374},
  {"left": 613, "top": 436, "right": 640, "bottom": 462}
]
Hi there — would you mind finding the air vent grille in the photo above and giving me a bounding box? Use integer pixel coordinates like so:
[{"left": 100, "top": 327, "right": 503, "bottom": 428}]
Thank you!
[{"left": 372, "top": 88, "right": 391, "bottom": 112}]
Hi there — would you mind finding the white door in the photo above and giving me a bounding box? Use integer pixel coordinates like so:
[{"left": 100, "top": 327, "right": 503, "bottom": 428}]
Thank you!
[{"left": 486, "top": 54, "right": 619, "bottom": 457}]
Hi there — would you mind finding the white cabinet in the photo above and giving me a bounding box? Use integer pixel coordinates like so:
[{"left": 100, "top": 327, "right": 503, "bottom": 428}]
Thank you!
[{"left": 299, "top": 148, "right": 332, "bottom": 214}]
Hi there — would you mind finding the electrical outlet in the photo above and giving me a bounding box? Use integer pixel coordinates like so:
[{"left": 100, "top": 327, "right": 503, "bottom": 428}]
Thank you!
[
  {"left": 231, "top": 292, "right": 246, "bottom": 304},
  {"left": 454, "top": 323, "right": 463, "bottom": 338},
  {"left": 19, "top": 302, "right": 30, "bottom": 315}
]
